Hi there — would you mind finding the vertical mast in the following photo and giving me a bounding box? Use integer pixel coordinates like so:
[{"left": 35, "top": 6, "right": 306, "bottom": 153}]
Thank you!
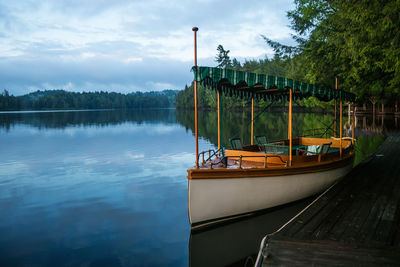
[
  {"left": 217, "top": 88, "right": 222, "bottom": 155},
  {"left": 352, "top": 104, "right": 355, "bottom": 144},
  {"left": 251, "top": 95, "right": 254, "bottom": 145},
  {"left": 219, "top": 88, "right": 224, "bottom": 158},
  {"left": 218, "top": 87, "right": 224, "bottom": 158},
  {"left": 217, "top": 89, "right": 221, "bottom": 154},
  {"left": 192, "top": 27, "right": 199, "bottom": 168},
  {"left": 339, "top": 78, "right": 343, "bottom": 158},
  {"left": 289, "top": 89, "right": 292, "bottom": 166},
  {"left": 334, "top": 78, "right": 338, "bottom": 137}
]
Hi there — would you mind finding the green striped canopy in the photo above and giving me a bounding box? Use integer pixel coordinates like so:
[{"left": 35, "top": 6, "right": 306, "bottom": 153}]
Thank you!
[{"left": 193, "top": 66, "right": 355, "bottom": 102}]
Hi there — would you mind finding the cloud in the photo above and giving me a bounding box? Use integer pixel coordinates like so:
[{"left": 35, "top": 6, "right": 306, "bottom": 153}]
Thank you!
[
  {"left": 0, "top": 0, "right": 295, "bottom": 95},
  {"left": 0, "top": 56, "right": 193, "bottom": 94}
]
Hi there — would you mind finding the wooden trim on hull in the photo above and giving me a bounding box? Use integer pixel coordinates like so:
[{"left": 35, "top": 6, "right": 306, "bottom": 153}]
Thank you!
[
  {"left": 187, "top": 153, "right": 354, "bottom": 179},
  {"left": 188, "top": 160, "right": 354, "bottom": 225}
]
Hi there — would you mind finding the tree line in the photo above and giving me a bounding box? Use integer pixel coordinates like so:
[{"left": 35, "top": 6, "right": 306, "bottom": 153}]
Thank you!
[
  {"left": 176, "top": 0, "right": 400, "bottom": 111},
  {"left": 0, "top": 89, "right": 178, "bottom": 111}
]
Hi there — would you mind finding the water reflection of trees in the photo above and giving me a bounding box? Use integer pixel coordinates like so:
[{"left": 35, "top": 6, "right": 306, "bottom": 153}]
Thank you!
[
  {"left": 355, "top": 115, "right": 400, "bottom": 136},
  {"left": 175, "top": 109, "right": 338, "bottom": 147},
  {"left": 0, "top": 109, "right": 177, "bottom": 131}
]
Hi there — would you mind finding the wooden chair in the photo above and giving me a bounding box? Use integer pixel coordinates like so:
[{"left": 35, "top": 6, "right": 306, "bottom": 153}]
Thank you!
[
  {"left": 319, "top": 142, "right": 332, "bottom": 155},
  {"left": 254, "top": 136, "right": 268, "bottom": 146},
  {"left": 297, "top": 142, "right": 332, "bottom": 156},
  {"left": 255, "top": 135, "right": 287, "bottom": 154},
  {"left": 230, "top": 138, "right": 243, "bottom": 150}
]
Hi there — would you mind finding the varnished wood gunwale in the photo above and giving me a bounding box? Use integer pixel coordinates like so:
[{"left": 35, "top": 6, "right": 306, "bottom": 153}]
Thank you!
[
  {"left": 187, "top": 152, "right": 353, "bottom": 179},
  {"left": 224, "top": 145, "right": 351, "bottom": 164},
  {"left": 299, "top": 137, "right": 351, "bottom": 148}
]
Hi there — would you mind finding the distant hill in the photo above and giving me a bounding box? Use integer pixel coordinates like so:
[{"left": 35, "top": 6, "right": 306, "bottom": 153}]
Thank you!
[{"left": 0, "top": 89, "right": 180, "bottom": 111}]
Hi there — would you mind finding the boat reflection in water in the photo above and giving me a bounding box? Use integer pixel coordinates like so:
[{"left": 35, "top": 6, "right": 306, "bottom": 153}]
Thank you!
[{"left": 189, "top": 197, "right": 313, "bottom": 267}]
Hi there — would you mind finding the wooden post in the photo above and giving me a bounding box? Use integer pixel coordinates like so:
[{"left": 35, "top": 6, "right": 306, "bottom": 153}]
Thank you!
[
  {"left": 340, "top": 100, "right": 343, "bottom": 158},
  {"left": 217, "top": 89, "right": 221, "bottom": 154},
  {"left": 289, "top": 89, "right": 293, "bottom": 166},
  {"left": 352, "top": 104, "right": 355, "bottom": 143},
  {"left": 334, "top": 100, "right": 337, "bottom": 137},
  {"left": 334, "top": 77, "right": 338, "bottom": 137},
  {"left": 192, "top": 27, "right": 199, "bottom": 168},
  {"left": 218, "top": 86, "right": 224, "bottom": 158},
  {"left": 251, "top": 95, "right": 254, "bottom": 145},
  {"left": 217, "top": 88, "right": 225, "bottom": 157},
  {"left": 363, "top": 116, "right": 366, "bottom": 129},
  {"left": 348, "top": 103, "right": 351, "bottom": 122}
]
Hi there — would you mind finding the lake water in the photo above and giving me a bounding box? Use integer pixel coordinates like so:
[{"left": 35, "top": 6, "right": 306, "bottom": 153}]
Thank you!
[{"left": 0, "top": 109, "right": 395, "bottom": 266}]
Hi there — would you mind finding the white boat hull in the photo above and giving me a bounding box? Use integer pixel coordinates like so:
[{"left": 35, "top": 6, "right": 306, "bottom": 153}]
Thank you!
[{"left": 188, "top": 162, "right": 353, "bottom": 225}]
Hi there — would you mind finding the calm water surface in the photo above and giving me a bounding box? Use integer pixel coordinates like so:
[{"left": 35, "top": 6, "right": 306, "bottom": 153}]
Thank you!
[{"left": 0, "top": 109, "right": 395, "bottom": 266}]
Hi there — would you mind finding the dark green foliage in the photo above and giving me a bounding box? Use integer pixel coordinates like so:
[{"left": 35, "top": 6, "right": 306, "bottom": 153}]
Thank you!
[
  {"left": 261, "top": 36, "right": 299, "bottom": 58},
  {"left": 0, "top": 89, "right": 178, "bottom": 111},
  {"left": 231, "top": 58, "right": 241, "bottom": 70},
  {"left": 266, "top": 0, "right": 400, "bottom": 105},
  {"left": 0, "top": 90, "right": 20, "bottom": 110},
  {"left": 215, "top": 45, "right": 232, "bottom": 68},
  {"left": 354, "top": 135, "right": 385, "bottom": 166}
]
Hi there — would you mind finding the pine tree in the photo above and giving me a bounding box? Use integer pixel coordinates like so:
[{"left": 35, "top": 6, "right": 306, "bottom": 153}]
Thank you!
[{"left": 215, "top": 45, "right": 232, "bottom": 68}]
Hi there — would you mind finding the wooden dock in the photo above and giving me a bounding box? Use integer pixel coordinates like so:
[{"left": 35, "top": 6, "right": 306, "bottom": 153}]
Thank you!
[{"left": 258, "top": 135, "right": 400, "bottom": 266}]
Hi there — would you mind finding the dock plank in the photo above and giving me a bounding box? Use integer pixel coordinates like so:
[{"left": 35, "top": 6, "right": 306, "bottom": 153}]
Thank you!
[
  {"left": 264, "top": 239, "right": 400, "bottom": 266},
  {"left": 261, "top": 135, "right": 400, "bottom": 266}
]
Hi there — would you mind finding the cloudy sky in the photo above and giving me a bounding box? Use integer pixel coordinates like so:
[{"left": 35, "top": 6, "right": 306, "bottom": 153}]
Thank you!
[{"left": 0, "top": 0, "right": 295, "bottom": 95}]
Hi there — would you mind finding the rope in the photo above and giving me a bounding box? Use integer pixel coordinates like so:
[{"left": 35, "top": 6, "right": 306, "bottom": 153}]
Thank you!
[
  {"left": 320, "top": 119, "right": 336, "bottom": 138},
  {"left": 254, "top": 180, "right": 339, "bottom": 267}
]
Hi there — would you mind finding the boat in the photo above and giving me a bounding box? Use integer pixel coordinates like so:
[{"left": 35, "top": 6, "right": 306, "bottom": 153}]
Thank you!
[{"left": 187, "top": 27, "right": 356, "bottom": 228}]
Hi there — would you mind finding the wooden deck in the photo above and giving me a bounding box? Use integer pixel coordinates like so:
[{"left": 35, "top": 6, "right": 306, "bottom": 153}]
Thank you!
[{"left": 259, "top": 135, "right": 400, "bottom": 266}]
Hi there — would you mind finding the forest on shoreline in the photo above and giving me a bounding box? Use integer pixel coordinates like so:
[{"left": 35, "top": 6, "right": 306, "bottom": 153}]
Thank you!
[{"left": 0, "top": 89, "right": 178, "bottom": 111}]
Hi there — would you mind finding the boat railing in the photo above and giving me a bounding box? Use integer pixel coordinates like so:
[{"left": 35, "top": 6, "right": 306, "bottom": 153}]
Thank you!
[
  {"left": 301, "top": 127, "right": 332, "bottom": 138},
  {"left": 229, "top": 155, "right": 288, "bottom": 169},
  {"left": 198, "top": 149, "right": 288, "bottom": 169},
  {"left": 198, "top": 149, "right": 218, "bottom": 167}
]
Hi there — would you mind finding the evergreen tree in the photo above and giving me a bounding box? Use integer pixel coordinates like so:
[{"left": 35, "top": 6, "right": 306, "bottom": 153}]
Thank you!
[
  {"left": 215, "top": 45, "right": 232, "bottom": 68},
  {"left": 232, "top": 58, "right": 241, "bottom": 70},
  {"left": 263, "top": 0, "right": 400, "bottom": 105}
]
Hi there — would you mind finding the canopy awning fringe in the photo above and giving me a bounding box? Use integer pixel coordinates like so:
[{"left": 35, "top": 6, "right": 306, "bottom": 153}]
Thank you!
[{"left": 193, "top": 66, "right": 355, "bottom": 102}]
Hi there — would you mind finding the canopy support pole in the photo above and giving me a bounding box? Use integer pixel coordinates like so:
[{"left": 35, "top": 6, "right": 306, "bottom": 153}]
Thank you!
[
  {"left": 334, "top": 77, "right": 338, "bottom": 137},
  {"left": 217, "top": 88, "right": 224, "bottom": 156},
  {"left": 251, "top": 95, "right": 254, "bottom": 145},
  {"left": 192, "top": 27, "right": 199, "bottom": 168},
  {"left": 217, "top": 89, "right": 221, "bottom": 154},
  {"left": 334, "top": 101, "right": 337, "bottom": 137},
  {"left": 289, "top": 89, "right": 292, "bottom": 166},
  {"left": 340, "top": 100, "right": 343, "bottom": 158},
  {"left": 352, "top": 104, "right": 355, "bottom": 143}
]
